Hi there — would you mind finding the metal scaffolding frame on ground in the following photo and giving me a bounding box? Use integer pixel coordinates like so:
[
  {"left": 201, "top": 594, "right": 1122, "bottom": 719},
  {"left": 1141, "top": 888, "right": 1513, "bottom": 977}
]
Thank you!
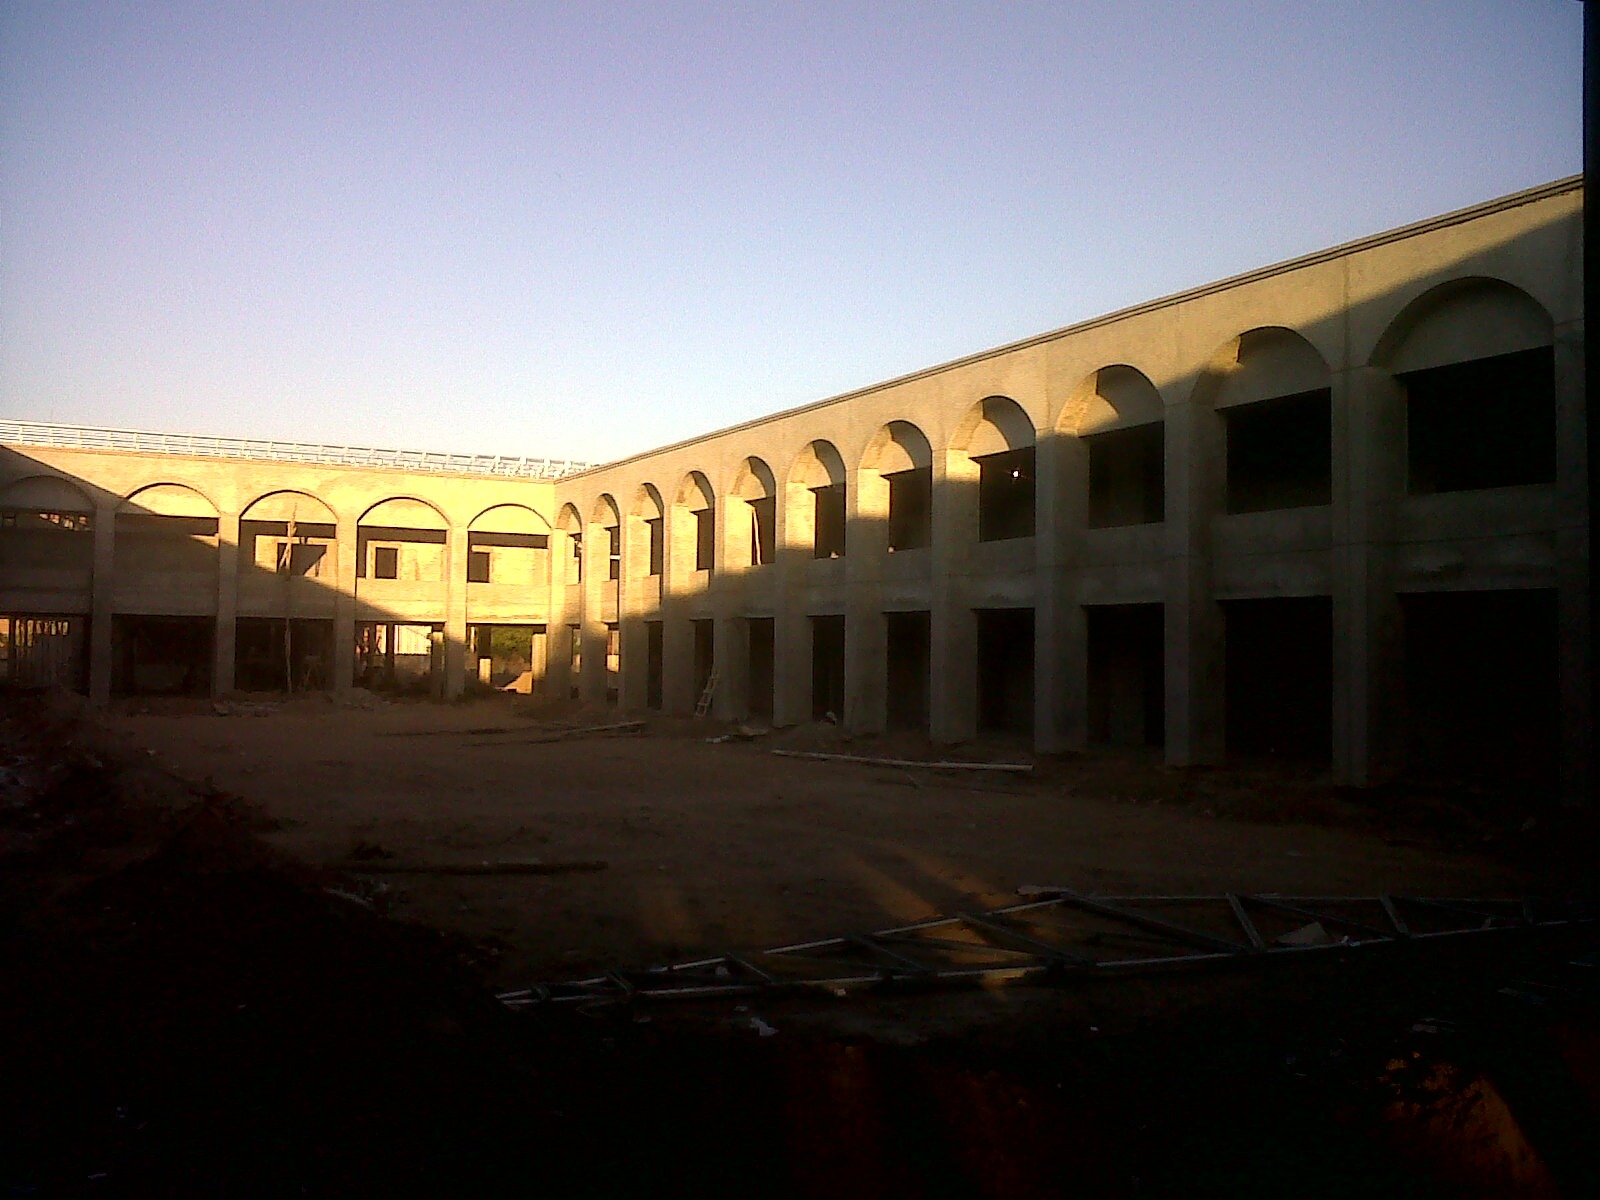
[{"left": 496, "top": 890, "right": 1596, "bottom": 1010}]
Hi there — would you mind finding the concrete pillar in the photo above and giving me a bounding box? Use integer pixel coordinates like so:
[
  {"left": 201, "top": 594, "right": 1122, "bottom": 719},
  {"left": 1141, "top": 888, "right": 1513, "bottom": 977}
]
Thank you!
[
  {"left": 333, "top": 515, "right": 357, "bottom": 691},
  {"left": 844, "top": 608, "right": 885, "bottom": 734},
  {"left": 89, "top": 501, "right": 116, "bottom": 706},
  {"left": 1554, "top": 320, "right": 1590, "bottom": 802},
  {"left": 661, "top": 503, "right": 697, "bottom": 715},
  {"left": 546, "top": 524, "right": 577, "bottom": 700},
  {"left": 1163, "top": 398, "right": 1224, "bottom": 765},
  {"left": 844, "top": 467, "right": 886, "bottom": 735},
  {"left": 1034, "top": 430, "right": 1087, "bottom": 753},
  {"left": 443, "top": 524, "right": 468, "bottom": 700},
  {"left": 579, "top": 519, "right": 608, "bottom": 704},
  {"left": 712, "top": 615, "right": 746, "bottom": 720},
  {"left": 930, "top": 447, "right": 978, "bottom": 743},
  {"left": 617, "top": 515, "right": 642, "bottom": 711},
  {"left": 1332, "top": 366, "right": 1405, "bottom": 786},
  {"left": 213, "top": 511, "right": 240, "bottom": 696},
  {"left": 772, "top": 477, "right": 811, "bottom": 726}
]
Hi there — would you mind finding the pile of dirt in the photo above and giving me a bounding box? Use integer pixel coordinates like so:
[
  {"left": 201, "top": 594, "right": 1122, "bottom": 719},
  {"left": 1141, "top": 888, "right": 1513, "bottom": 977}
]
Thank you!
[{"left": 1, "top": 692, "right": 546, "bottom": 1194}]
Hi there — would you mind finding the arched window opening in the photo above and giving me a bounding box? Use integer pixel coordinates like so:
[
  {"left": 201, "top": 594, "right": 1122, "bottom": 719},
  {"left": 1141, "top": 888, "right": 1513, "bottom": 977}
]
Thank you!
[
  {"left": 1207, "top": 330, "right": 1331, "bottom": 514},
  {"left": 591, "top": 496, "right": 621, "bottom": 582},
  {"left": 468, "top": 504, "right": 550, "bottom": 588},
  {"left": 1377, "top": 281, "right": 1556, "bottom": 495},
  {"left": 863, "top": 421, "right": 934, "bottom": 553},
  {"left": 1070, "top": 366, "right": 1165, "bottom": 529},
  {"left": 977, "top": 448, "right": 1035, "bottom": 541},
  {"left": 675, "top": 473, "right": 716, "bottom": 575},
  {"left": 956, "top": 396, "right": 1037, "bottom": 543},
  {"left": 730, "top": 458, "right": 777, "bottom": 569},
  {"left": 787, "top": 442, "right": 847, "bottom": 560}
]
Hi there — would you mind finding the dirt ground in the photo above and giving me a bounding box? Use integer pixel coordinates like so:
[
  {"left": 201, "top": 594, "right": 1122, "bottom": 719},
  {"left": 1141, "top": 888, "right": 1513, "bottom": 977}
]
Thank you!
[
  {"left": 109, "top": 690, "right": 1577, "bottom": 990},
  {"left": 5, "top": 689, "right": 1598, "bottom": 1196}
]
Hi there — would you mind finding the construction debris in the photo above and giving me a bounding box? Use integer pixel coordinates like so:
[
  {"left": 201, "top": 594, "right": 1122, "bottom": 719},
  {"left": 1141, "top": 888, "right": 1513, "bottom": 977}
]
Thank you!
[
  {"left": 341, "top": 859, "right": 609, "bottom": 876},
  {"left": 771, "top": 749, "right": 1032, "bottom": 773},
  {"left": 468, "top": 720, "right": 645, "bottom": 746},
  {"left": 499, "top": 891, "right": 1593, "bottom": 1009}
]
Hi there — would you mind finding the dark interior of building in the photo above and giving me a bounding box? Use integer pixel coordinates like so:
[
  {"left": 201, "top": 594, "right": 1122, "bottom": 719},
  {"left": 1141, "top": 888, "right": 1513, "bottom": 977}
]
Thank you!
[
  {"left": 1087, "top": 603, "right": 1165, "bottom": 747},
  {"left": 1223, "top": 596, "right": 1332, "bottom": 761},
  {"left": 1224, "top": 390, "right": 1332, "bottom": 514},
  {"left": 976, "top": 607, "right": 1034, "bottom": 732}
]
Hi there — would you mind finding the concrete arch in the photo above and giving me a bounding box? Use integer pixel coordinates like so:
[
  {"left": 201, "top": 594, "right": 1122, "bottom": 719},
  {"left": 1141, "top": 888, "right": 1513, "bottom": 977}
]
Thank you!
[
  {"left": 860, "top": 421, "right": 932, "bottom": 474},
  {"left": 1059, "top": 365, "right": 1164, "bottom": 437},
  {"left": 240, "top": 489, "right": 337, "bottom": 525},
  {"left": 0, "top": 474, "right": 95, "bottom": 513},
  {"left": 859, "top": 421, "right": 935, "bottom": 553},
  {"left": 674, "top": 471, "right": 714, "bottom": 511},
  {"left": 358, "top": 496, "right": 448, "bottom": 529},
  {"left": 787, "top": 440, "right": 846, "bottom": 490},
  {"left": 730, "top": 456, "right": 777, "bottom": 501},
  {"left": 1370, "top": 276, "right": 1554, "bottom": 374},
  {"left": 121, "top": 481, "right": 219, "bottom": 518},
  {"left": 630, "top": 483, "right": 664, "bottom": 520},
  {"left": 625, "top": 484, "right": 665, "bottom": 581},
  {"left": 672, "top": 471, "right": 716, "bottom": 573},
  {"left": 554, "top": 502, "right": 583, "bottom": 534},
  {"left": 785, "top": 441, "right": 848, "bottom": 560},
  {"left": 727, "top": 457, "right": 778, "bottom": 569},
  {"left": 1196, "top": 327, "right": 1333, "bottom": 516},
  {"left": 1194, "top": 327, "right": 1331, "bottom": 411},
  {"left": 469, "top": 502, "right": 551, "bottom": 534},
  {"left": 950, "top": 395, "right": 1036, "bottom": 457}
]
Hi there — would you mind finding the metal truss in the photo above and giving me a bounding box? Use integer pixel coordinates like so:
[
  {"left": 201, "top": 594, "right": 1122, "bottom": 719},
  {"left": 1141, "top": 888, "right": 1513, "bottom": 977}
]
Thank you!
[
  {"left": 0, "top": 419, "right": 596, "bottom": 480},
  {"left": 497, "top": 890, "right": 1595, "bottom": 1010}
]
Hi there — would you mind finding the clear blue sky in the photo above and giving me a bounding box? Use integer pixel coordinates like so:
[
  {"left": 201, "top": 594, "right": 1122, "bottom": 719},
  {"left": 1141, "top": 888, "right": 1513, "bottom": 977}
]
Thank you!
[{"left": 0, "top": 1, "right": 1583, "bottom": 464}]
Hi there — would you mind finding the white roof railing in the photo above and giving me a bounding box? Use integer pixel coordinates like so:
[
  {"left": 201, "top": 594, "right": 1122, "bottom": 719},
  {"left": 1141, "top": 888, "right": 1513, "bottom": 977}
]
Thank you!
[{"left": 0, "top": 420, "right": 597, "bottom": 480}]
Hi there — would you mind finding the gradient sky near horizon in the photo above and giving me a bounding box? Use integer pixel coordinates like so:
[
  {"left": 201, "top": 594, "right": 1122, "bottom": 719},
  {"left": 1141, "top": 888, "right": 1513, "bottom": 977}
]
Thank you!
[{"left": 0, "top": 1, "right": 1584, "bottom": 465}]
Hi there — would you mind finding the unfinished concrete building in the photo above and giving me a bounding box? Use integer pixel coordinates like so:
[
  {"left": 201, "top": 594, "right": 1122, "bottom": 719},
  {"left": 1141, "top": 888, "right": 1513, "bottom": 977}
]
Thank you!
[{"left": 1, "top": 178, "right": 1587, "bottom": 797}]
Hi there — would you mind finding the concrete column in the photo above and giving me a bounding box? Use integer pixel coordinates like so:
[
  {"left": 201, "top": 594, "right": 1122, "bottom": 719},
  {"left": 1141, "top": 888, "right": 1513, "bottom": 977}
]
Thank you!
[
  {"left": 772, "top": 481, "right": 810, "bottom": 726},
  {"left": 579, "top": 521, "right": 608, "bottom": 704},
  {"left": 443, "top": 524, "right": 468, "bottom": 700},
  {"left": 712, "top": 616, "right": 746, "bottom": 720},
  {"left": 1163, "top": 398, "right": 1224, "bottom": 765},
  {"left": 89, "top": 501, "right": 116, "bottom": 706},
  {"left": 844, "top": 467, "right": 886, "bottom": 735},
  {"left": 661, "top": 504, "right": 696, "bottom": 715},
  {"left": 1331, "top": 366, "right": 1405, "bottom": 786},
  {"left": 1034, "top": 431, "right": 1087, "bottom": 753},
  {"left": 930, "top": 448, "right": 978, "bottom": 743},
  {"left": 843, "top": 608, "right": 884, "bottom": 734},
  {"left": 546, "top": 525, "right": 577, "bottom": 700},
  {"left": 333, "top": 515, "right": 358, "bottom": 691},
  {"left": 618, "top": 515, "right": 647, "bottom": 712},
  {"left": 1553, "top": 321, "right": 1590, "bottom": 802},
  {"left": 213, "top": 510, "right": 239, "bottom": 696}
]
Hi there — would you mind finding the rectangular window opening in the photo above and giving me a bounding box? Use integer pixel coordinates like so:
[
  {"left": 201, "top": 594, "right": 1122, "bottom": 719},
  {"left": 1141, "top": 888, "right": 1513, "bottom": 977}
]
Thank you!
[
  {"left": 976, "top": 447, "right": 1036, "bottom": 541},
  {"left": 1402, "top": 347, "right": 1555, "bottom": 495},
  {"left": 694, "top": 507, "right": 714, "bottom": 572},
  {"left": 1088, "top": 423, "right": 1165, "bottom": 528},
  {"left": 647, "top": 517, "right": 664, "bottom": 576},
  {"left": 886, "top": 467, "right": 932, "bottom": 551},
  {"left": 1224, "top": 389, "right": 1332, "bottom": 514},
  {"left": 467, "top": 550, "right": 492, "bottom": 583},
  {"left": 750, "top": 496, "right": 776, "bottom": 565},
  {"left": 812, "top": 483, "right": 846, "bottom": 559},
  {"left": 373, "top": 546, "right": 399, "bottom": 580}
]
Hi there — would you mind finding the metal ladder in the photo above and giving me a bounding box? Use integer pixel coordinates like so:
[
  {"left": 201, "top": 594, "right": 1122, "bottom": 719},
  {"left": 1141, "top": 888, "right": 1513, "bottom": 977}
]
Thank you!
[{"left": 694, "top": 670, "right": 719, "bottom": 718}]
